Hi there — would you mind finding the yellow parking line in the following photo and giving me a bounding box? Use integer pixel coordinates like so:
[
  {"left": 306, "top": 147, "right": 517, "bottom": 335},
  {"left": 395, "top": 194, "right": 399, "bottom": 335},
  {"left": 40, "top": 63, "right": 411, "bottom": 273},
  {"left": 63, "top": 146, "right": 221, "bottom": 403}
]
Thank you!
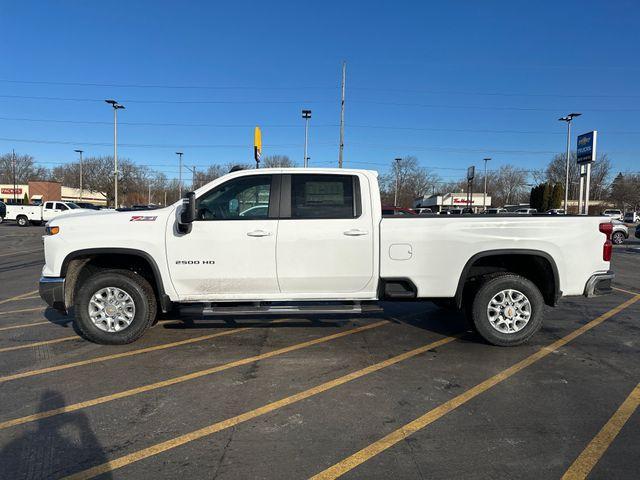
[
  {"left": 561, "top": 382, "right": 640, "bottom": 480},
  {"left": 0, "top": 249, "right": 42, "bottom": 258},
  {"left": 0, "top": 320, "right": 390, "bottom": 431},
  {"left": 0, "top": 306, "right": 46, "bottom": 318},
  {"left": 612, "top": 286, "right": 640, "bottom": 296},
  {"left": 0, "top": 290, "right": 39, "bottom": 306},
  {"left": 309, "top": 294, "right": 640, "bottom": 480},
  {"left": 0, "top": 335, "right": 78, "bottom": 353},
  {"left": 62, "top": 333, "right": 458, "bottom": 480},
  {"left": 0, "top": 326, "right": 251, "bottom": 384},
  {"left": 0, "top": 320, "right": 51, "bottom": 332}
]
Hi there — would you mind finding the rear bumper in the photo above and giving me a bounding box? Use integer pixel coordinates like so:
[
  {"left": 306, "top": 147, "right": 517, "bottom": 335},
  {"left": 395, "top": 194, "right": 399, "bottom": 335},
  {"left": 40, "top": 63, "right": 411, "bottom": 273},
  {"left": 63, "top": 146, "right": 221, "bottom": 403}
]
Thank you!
[
  {"left": 584, "top": 271, "right": 615, "bottom": 298},
  {"left": 39, "top": 276, "right": 66, "bottom": 312}
]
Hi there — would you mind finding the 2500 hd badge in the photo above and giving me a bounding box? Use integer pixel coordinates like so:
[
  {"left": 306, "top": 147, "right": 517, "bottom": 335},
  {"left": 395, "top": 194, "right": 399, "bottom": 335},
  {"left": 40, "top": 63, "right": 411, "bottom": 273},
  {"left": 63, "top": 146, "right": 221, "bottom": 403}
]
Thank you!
[{"left": 175, "top": 260, "right": 215, "bottom": 265}]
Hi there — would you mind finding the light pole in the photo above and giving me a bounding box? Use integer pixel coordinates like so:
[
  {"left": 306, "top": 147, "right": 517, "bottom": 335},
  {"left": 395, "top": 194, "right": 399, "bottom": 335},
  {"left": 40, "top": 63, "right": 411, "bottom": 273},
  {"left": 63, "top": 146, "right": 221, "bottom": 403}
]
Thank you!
[
  {"left": 558, "top": 113, "right": 581, "bottom": 214},
  {"left": 176, "top": 152, "right": 184, "bottom": 197},
  {"left": 185, "top": 165, "right": 196, "bottom": 190},
  {"left": 74, "top": 149, "right": 84, "bottom": 201},
  {"left": 483, "top": 157, "right": 491, "bottom": 211},
  {"left": 302, "top": 109, "right": 311, "bottom": 167},
  {"left": 394, "top": 157, "right": 401, "bottom": 206},
  {"left": 105, "top": 100, "right": 125, "bottom": 208}
]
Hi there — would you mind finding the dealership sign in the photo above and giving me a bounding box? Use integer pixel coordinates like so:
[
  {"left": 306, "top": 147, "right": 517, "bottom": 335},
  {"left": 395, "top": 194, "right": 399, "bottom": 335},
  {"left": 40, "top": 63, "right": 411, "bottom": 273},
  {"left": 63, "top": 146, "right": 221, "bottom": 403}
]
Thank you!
[
  {"left": 576, "top": 131, "right": 597, "bottom": 164},
  {"left": 1, "top": 187, "right": 22, "bottom": 195}
]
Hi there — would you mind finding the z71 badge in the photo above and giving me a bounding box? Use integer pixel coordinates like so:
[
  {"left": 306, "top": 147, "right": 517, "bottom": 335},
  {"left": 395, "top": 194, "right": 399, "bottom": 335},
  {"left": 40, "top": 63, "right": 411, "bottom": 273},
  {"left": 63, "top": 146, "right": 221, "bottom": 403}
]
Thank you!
[{"left": 130, "top": 216, "right": 158, "bottom": 222}]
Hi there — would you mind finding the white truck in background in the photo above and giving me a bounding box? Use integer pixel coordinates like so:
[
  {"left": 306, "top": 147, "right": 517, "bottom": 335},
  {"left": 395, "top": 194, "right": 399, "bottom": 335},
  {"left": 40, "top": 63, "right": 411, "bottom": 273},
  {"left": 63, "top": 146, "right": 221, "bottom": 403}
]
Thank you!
[
  {"left": 39, "top": 168, "right": 615, "bottom": 347},
  {"left": 5, "top": 200, "right": 88, "bottom": 226}
]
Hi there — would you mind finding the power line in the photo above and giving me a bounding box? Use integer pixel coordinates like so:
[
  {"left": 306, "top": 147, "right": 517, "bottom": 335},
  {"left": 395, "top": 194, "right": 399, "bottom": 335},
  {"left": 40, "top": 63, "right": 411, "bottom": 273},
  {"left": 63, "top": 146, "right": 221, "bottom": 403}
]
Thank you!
[
  {"left": 0, "top": 78, "right": 339, "bottom": 91},
  {"left": 2, "top": 78, "right": 638, "bottom": 99},
  {"left": 0, "top": 94, "right": 334, "bottom": 105},
  {"left": 351, "top": 100, "right": 640, "bottom": 113},
  {"left": 3, "top": 116, "right": 640, "bottom": 135}
]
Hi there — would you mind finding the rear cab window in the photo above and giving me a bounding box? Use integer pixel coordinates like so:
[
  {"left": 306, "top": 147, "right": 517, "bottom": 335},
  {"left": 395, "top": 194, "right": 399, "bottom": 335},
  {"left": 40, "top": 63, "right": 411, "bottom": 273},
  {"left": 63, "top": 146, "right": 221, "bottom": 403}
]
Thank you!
[{"left": 289, "top": 174, "right": 360, "bottom": 219}]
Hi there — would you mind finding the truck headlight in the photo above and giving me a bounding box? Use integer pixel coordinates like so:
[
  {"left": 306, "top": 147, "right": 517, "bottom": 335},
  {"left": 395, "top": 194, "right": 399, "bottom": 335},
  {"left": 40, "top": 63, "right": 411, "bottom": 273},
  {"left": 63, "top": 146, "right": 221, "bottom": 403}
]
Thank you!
[{"left": 45, "top": 225, "right": 60, "bottom": 236}]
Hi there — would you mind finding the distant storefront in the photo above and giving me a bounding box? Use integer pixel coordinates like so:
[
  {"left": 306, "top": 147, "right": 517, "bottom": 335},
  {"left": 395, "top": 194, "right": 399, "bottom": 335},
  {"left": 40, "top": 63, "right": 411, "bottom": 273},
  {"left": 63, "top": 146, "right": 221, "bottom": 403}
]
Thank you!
[
  {"left": 0, "top": 181, "right": 106, "bottom": 206},
  {"left": 414, "top": 192, "right": 492, "bottom": 213}
]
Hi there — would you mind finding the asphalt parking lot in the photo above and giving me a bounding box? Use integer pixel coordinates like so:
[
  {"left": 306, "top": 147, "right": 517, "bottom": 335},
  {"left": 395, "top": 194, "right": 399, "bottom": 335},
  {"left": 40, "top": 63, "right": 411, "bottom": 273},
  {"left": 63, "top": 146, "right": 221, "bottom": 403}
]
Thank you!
[{"left": 0, "top": 222, "right": 638, "bottom": 480}]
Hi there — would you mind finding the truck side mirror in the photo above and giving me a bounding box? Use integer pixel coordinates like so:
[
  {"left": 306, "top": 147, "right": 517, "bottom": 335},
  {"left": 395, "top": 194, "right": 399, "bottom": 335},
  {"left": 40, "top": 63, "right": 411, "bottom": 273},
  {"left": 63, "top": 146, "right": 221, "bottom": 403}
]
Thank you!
[{"left": 178, "top": 192, "right": 196, "bottom": 234}]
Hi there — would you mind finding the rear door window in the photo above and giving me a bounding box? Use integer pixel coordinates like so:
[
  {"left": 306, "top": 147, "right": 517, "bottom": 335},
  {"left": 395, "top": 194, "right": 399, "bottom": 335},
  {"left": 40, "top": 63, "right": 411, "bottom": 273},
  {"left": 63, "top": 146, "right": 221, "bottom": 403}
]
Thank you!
[
  {"left": 45, "top": 202, "right": 54, "bottom": 209},
  {"left": 290, "top": 174, "right": 358, "bottom": 219}
]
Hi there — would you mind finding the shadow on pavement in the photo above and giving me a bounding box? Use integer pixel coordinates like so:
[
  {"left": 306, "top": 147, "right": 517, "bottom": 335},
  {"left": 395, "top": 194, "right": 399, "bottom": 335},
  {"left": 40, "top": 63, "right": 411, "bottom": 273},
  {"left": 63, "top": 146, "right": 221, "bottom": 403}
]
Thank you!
[{"left": 0, "top": 390, "right": 112, "bottom": 479}]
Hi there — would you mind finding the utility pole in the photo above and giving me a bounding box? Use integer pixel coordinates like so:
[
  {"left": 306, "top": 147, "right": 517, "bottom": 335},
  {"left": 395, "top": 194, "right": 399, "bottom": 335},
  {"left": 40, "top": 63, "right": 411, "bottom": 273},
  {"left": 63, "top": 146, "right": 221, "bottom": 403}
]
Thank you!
[
  {"left": 302, "top": 109, "right": 311, "bottom": 167},
  {"left": 105, "top": 100, "right": 125, "bottom": 208},
  {"left": 74, "top": 149, "right": 84, "bottom": 201},
  {"left": 176, "top": 152, "right": 184, "bottom": 197},
  {"left": 483, "top": 157, "right": 491, "bottom": 211},
  {"left": 394, "top": 157, "right": 401, "bottom": 206},
  {"left": 185, "top": 165, "right": 197, "bottom": 190},
  {"left": 164, "top": 190, "right": 167, "bottom": 206},
  {"left": 11, "top": 149, "right": 17, "bottom": 204},
  {"left": 558, "top": 113, "right": 581, "bottom": 214},
  {"left": 148, "top": 182, "right": 152, "bottom": 205},
  {"left": 338, "top": 61, "right": 346, "bottom": 168}
]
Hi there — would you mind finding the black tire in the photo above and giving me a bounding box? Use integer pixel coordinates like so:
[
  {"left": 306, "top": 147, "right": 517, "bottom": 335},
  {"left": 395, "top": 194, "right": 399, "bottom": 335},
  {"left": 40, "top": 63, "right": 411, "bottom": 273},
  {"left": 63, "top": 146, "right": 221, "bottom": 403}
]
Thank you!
[
  {"left": 16, "top": 215, "right": 30, "bottom": 227},
  {"left": 470, "top": 273, "right": 544, "bottom": 347},
  {"left": 612, "top": 231, "right": 625, "bottom": 245},
  {"left": 74, "top": 269, "right": 157, "bottom": 345}
]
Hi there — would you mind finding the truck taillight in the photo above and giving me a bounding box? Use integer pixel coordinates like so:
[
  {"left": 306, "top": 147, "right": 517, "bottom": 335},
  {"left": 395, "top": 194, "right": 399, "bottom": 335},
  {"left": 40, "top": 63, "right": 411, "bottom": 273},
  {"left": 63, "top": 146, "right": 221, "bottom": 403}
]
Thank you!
[{"left": 599, "top": 222, "right": 613, "bottom": 261}]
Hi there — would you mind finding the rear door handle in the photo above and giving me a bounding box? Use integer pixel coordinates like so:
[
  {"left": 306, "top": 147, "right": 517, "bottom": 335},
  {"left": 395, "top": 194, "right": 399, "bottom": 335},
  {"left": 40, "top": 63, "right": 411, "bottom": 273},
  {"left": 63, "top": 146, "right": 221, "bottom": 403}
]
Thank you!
[
  {"left": 247, "top": 230, "right": 271, "bottom": 237},
  {"left": 343, "top": 229, "right": 368, "bottom": 236}
]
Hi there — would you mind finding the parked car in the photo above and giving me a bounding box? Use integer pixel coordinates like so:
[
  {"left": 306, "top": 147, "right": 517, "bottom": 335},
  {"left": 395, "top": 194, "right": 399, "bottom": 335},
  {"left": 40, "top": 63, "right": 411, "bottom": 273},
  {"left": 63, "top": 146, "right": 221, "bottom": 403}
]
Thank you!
[
  {"left": 415, "top": 207, "right": 432, "bottom": 214},
  {"left": 447, "top": 209, "right": 464, "bottom": 215},
  {"left": 636, "top": 224, "right": 640, "bottom": 239},
  {"left": 0, "top": 200, "right": 5, "bottom": 223},
  {"left": 5, "top": 201, "right": 91, "bottom": 226},
  {"left": 602, "top": 209, "right": 623, "bottom": 221},
  {"left": 40, "top": 167, "right": 614, "bottom": 347},
  {"left": 546, "top": 209, "right": 565, "bottom": 215},
  {"left": 516, "top": 208, "right": 538, "bottom": 214},
  {"left": 623, "top": 211, "right": 639, "bottom": 223},
  {"left": 483, "top": 208, "right": 508, "bottom": 214},
  {"left": 611, "top": 221, "right": 629, "bottom": 245},
  {"left": 382, "top": 206, "right": 417, "bottom": 216},
  {"left": 75, "top": 202, "right": 102, "bottom": 210}
]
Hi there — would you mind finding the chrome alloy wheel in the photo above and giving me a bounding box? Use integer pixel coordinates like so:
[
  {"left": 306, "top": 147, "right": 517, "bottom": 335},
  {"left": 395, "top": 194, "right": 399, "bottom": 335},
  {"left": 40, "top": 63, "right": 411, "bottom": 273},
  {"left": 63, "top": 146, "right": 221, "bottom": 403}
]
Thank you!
[
  {"left": 487, "top": 289, "right": 531, "bottom": 334},
  {"left": 88, "top": 287, "right": 136, "bottom": 333}
]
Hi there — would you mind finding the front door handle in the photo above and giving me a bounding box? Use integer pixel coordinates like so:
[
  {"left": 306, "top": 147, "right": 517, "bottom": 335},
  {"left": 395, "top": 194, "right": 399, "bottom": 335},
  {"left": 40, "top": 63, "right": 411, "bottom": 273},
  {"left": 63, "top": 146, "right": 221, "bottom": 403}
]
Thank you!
[
  {"left": 343, "top": 229, "right": 368, "bottom": 236},
  {"left": 247, "top": 230, "right": 271, "bottom": 237}
]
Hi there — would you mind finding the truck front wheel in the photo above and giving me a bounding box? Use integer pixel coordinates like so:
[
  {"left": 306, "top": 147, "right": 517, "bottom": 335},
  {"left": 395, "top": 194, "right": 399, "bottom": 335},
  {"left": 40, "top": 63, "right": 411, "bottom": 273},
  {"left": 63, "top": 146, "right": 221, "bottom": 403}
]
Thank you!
[
  {"left": 74, "top": 269, "right": 157, "bottom": 344},
  {"left": 470, "top": 274, "right": 544, "bottom": 347}
]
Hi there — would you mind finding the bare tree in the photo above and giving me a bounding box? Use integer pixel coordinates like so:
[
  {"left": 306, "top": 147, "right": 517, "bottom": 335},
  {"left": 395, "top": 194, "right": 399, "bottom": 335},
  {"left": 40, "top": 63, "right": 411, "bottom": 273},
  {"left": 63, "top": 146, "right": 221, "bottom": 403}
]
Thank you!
[
  {"left": 379, "top": 156, "right": 441, "bottom": 207},
  {"left": 0, "top": 152, "right": 48, "bottom": 184},
  {"left": 544, "top": 152, "right": 611, "bottom": 200},
  {"left": 493, "top": 165, "right": 528, "bottom": 206},
  {"left": 262, "top": 155, "right": 296, "bottom": 168},
  {"left": 610, "top": 172, "right": 640, "bottom": 211}
]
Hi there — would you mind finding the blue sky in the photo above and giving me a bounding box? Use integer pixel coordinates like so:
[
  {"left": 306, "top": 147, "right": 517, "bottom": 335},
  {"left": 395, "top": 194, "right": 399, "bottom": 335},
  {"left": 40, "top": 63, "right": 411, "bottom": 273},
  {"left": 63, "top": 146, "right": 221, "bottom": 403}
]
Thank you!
[{"left": 1, "top": 0, "right": 639, "bottom": 182}]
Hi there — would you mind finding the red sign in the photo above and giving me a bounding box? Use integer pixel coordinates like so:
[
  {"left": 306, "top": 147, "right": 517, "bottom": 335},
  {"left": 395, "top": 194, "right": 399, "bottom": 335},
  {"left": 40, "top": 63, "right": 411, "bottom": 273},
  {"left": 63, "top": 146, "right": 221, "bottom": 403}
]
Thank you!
[
  {"left": 452, "top": 197, "right": 472, "bottom": 205},
  {"left": 1, "top": 188, "right": 22, "bottom": 195}
]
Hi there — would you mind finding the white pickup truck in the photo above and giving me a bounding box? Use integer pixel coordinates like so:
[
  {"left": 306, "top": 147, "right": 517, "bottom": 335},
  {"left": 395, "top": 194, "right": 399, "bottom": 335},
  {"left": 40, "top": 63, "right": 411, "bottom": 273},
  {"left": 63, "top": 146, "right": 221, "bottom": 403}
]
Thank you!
[
  {"left": 39, "top": 168, "right": 615, "bottom": 347},
  {"left": 6, "top": 200, "right": 87, "bottom": 226}
]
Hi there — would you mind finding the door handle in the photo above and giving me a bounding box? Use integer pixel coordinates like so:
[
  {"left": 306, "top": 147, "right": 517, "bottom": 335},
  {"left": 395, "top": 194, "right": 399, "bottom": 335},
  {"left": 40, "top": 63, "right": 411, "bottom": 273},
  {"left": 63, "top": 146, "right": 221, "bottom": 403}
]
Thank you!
[
  {"left": 247, "top": 230, "right": 271, "bottom": 237},
  {"left": 343, "top": 229, "right": 368, "bottom": 236}
]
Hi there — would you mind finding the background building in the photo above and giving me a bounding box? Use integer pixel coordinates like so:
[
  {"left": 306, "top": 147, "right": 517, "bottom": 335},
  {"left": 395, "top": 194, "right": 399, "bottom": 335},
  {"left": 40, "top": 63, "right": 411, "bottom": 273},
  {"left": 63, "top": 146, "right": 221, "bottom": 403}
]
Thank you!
[
  {"left": 415, "top": 192, "right": 492, "bottom": 213},
  {"left": 0, "top": 181, "right": 106, "bottom": 206}
]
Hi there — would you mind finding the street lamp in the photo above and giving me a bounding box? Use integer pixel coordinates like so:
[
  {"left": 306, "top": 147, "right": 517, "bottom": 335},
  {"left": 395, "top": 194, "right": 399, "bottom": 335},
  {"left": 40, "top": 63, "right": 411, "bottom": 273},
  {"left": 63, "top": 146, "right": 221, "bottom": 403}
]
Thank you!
[
  {"left": 302, "top": 109, "right": 311, "bottom": 167},
  {"left": 74, "top": 149, "right": 84, "bottom": 201},
  {"left": 176, "top": 152, "right": 184, "bottom": 197},
  {"left": 558, "top": 113, "right": 581, "bottom": 214},
  {"left": 105, "top": 99, "right": 125, "bottom": 208},
  {"left": 483, "top": 157, "right": 491, "bottom": 211}
]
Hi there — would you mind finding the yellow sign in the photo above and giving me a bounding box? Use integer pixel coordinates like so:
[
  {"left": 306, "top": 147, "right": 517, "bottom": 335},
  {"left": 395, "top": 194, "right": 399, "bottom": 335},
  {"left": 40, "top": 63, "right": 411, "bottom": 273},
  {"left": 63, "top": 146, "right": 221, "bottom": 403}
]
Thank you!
[{"left": 254, "top": 126, "right": 262, "bottom": 163}]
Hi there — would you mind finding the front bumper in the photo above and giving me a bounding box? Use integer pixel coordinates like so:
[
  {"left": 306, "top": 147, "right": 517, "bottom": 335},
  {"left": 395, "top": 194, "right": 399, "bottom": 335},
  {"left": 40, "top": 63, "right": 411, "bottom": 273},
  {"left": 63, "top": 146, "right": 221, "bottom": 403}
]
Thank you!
[
  {"left": 39, "top": 276, "right": 66, "bottom": 312},
  {"left": 584, "top": 271, "right": 615, "bottom": 297}
]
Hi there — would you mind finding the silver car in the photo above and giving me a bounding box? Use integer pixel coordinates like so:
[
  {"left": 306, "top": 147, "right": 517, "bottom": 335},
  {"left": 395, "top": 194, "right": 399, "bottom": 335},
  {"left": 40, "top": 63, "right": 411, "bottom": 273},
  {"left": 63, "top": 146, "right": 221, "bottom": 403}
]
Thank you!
[{"left": 612, "top": 220, "right": 629, "bottom": 245}]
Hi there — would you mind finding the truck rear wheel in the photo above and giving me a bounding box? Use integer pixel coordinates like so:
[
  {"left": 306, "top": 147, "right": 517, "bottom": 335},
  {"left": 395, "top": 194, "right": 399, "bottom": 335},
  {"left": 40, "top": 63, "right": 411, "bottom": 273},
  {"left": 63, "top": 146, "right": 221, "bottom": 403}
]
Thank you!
[
  {"left": 16, "top": 215, "right": 30, "bottom": 227},
  {"left": 470, "top": 274, "right": 544, "bottom": 347},
  {"left": 74, "top": 269, "right": 157, "bottom": 345}
]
